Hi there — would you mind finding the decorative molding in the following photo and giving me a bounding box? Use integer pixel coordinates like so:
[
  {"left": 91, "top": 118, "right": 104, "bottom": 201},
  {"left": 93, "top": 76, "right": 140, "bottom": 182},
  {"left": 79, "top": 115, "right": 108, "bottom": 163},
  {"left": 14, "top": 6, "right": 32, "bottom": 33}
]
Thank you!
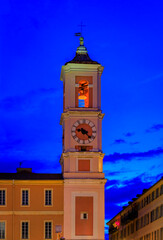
[
  {"left": 0, "top": 210, "right": 64, "bottom": 215},
  {"left": 60, "top": 111, "right": 105, "bottom": 125},
  {"left": 60, "top": 64, "right": 104, "bottom": 81},
  {"left": 62, "top": 151, "right": 105, "bottom": 160},
  {"left": 63, "top": 179, "right": 107, "bottom": 185}
]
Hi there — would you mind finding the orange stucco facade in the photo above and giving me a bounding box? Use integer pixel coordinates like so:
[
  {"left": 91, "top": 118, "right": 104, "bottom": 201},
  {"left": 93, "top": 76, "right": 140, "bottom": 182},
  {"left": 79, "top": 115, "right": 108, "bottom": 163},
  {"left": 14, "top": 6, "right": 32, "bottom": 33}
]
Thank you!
[{"left": 0, "top": 179, "right": 64, "bottom": 240}]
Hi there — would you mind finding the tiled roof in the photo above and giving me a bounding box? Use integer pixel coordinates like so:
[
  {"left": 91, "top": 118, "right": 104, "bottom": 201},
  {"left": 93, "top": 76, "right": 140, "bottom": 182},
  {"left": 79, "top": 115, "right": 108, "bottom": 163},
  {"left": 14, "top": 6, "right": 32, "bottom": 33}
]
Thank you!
[
  {"left": 0, "top": 172, "right": 63, "bottom": 180},
  {"left": 65, "top": 53, "right": 99, "bottom": 65}
]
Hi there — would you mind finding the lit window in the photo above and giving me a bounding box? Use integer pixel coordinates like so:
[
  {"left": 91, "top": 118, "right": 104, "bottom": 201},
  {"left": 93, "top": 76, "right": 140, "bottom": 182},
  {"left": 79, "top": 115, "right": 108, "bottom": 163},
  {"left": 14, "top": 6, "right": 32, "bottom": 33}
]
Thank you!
[
  {"left": 22, "top": 190, "right": 29, "bottom": 206},
  {"left": 0, "top": 190, "right": 5, "bottom": 206},
  {"left": 78, "top": 80, "right": 89, "bottom": 108},
  {"left": 45, "top": 222, "right": 52, "bottom": 239},
  {"left": 22, "top": 222, "right": 29, "bottom": 239},
  {"left": 0, "top": 222, "right": 5, "bottom": 239},
  {"left": 45, "top": 190, "right": 52, "bottom": 206}
]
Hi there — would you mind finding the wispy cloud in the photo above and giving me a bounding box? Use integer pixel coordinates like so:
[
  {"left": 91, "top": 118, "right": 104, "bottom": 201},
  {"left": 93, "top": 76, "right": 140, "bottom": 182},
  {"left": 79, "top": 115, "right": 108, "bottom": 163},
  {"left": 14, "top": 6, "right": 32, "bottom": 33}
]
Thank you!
[
  {"left": 113, "top": 139, "right": 126, "bottom": 144},
  {"left": 124, "top": 132, "right": 135, "bottom": 137},
  {"left": 146, "top": 124, "right": 163, "bottom": 133},
  {"left": 105, "top": 174, "right": 162, "bottom": 220},
  {"left": 140, "top": 72, "right": 163, "bottom": 85},
  {"left": 104, "top": 147, "right": 163, "bottom": 163}
]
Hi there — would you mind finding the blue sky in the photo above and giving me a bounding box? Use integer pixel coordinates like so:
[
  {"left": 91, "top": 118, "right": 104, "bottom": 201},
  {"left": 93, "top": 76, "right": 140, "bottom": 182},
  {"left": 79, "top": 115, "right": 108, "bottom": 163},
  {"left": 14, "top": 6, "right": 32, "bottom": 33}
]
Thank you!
[{"left": 0, "top": 0, "right": 163, "bottom": 234}]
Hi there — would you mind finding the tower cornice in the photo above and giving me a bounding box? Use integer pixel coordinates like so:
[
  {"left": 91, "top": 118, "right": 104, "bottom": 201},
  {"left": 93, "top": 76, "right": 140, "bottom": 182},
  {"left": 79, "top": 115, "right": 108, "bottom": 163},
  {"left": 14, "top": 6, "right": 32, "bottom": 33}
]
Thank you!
[
  {"left": 61, "top": 151, "right": 105, "bottom": 160},
  {"left": 60, "top": 64, "right": 104, "bottom": 81},
  {"left": 63, "top": 178, "right": 107, "bottom": 185},
  {"left": 60, "top": 110, "right": 105, "bottom": 125}
]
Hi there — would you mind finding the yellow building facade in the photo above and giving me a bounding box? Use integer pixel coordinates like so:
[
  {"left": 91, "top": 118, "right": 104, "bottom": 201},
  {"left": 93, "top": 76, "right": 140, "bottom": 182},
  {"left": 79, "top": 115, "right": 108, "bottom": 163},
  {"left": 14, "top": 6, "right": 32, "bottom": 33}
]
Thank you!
[
  {"left": 107, "top": 178, "right": 163, "bottom": 240},
  {"left": 0, "top": 37, "right": 106, "bottom": 240}
]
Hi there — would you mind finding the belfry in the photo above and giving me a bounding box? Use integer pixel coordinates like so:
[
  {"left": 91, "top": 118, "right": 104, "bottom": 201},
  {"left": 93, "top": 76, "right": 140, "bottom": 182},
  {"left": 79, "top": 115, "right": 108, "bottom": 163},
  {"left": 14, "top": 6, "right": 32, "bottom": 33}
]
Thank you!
[{"left": 60, "top": 36, "right": 106, "bottom": 239}]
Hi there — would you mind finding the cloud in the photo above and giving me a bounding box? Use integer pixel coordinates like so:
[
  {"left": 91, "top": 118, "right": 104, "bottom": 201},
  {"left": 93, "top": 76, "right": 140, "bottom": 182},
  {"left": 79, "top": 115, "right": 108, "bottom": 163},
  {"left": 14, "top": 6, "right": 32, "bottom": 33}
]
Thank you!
[
  {"left": 113, "top": 139, "right": 126, "bottom": 144},
  {"left": 105, "top": 174, "right": 162, "bottom": 220},
  {"left": 124, "top": 132, "right": 135, "bottom": 137},
  {"left": 146, "top": 124, "right": 163, "bottom": 133},
  {"left": 104, "top": 147, "right": 163, "bottom": 163},
  {"left": 140, "top": 72, "right": 163, "bottom": 85}
]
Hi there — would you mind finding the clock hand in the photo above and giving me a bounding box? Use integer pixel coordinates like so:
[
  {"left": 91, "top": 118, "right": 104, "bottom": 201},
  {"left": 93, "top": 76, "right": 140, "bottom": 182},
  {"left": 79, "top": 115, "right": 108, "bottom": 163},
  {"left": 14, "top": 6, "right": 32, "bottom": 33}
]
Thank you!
[{"left": 77, "top": 128, "right": 91, "bottom": 138}]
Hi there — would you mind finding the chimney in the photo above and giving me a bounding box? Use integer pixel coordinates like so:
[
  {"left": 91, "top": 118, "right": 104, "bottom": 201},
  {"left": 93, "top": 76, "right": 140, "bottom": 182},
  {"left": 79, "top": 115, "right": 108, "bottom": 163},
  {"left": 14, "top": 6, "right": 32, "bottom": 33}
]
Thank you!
[{"left": 17, "top": 168, "right": 32, "bottom": 173}]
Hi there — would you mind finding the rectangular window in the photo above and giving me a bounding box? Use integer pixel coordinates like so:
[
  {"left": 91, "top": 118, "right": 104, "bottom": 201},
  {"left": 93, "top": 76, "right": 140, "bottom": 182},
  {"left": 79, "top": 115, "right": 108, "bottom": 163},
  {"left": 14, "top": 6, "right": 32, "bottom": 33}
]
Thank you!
[
  {"left": 121, "top": 230, "right": 123, "bottom": 238},
  {"left": 131, "top": 223, "right": 134, "bottom": 233},
  {"left": 152, "top": 191, "right": 155, "bottom": 201},
  {"left": 22, "top": 222, "right": 29, "bottom": 239},
  {"left": 151, "top": 210, "right": 155, "bottom": 222},
  {"left": 149, "top": 194, "right": 151, "bottom": 203},
  {"left": 156, "top": 188, "right": 159, "bottom": 198},
  {"left": 45, "top": 222, "right": 52, "bottom": 239},
  {"left": 45, "top": 190, "right": 52, "bottom": 206},
  {"left": 0, "top": 190, "right": 5, "bottom": 206},
  {"left": 22, "top": 190, "right": 29, "bottom": 206},
  {"left": 128, "top": 225, "right": 130, "bottom": 235},
  {"left": 0, "top": 222, "right": 5, "bottom": 239},
  {"left": 147, "top": 213, "right": 149, "bottom": 224},
  {"left": 161, "top": 205, "right": 163, "bottom": 217},
  {"left": 161, "top": 228, "right": 163, "bottom": 240},
  {"left": 136, "top": 219, "right": 139, "bottom": 231},
  {"left": 156, "top": 207, "right": 159, "bottom": 219},
  {"left": 160, "top": 185, "right": 163, "bottom": 195},
  {"left": 141, "top": 217, "right": 143, "bottom": 228},
  {"left": 124, "top": 228, "right": 126, "bottom": 237}
]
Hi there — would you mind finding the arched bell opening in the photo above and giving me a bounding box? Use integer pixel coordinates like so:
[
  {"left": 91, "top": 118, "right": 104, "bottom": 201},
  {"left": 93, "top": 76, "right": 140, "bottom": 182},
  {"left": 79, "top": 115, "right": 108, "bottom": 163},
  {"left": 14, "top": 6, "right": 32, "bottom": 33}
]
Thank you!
[{"left": 78, "top": 80, "right": 89, "bottom": 108}]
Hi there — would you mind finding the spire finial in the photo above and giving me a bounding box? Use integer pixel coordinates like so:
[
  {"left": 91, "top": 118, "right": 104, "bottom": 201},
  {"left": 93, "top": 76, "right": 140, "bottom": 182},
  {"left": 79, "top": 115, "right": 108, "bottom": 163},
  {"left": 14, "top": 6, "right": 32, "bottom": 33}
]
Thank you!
[{"left": 79, "top": 37, "right": 84, "bottom": 46}]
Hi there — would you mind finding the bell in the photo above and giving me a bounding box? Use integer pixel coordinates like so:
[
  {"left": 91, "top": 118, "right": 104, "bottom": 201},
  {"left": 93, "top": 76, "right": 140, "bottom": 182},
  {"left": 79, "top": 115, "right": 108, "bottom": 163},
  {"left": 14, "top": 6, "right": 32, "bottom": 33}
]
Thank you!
[{"left": 78, "top": 93, "right": 87, "bottom": 100}]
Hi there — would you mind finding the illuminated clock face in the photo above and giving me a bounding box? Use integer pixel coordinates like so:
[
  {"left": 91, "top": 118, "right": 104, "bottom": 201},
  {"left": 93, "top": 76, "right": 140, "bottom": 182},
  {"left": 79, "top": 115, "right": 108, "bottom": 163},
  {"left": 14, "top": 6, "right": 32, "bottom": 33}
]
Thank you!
[{"left": 71, "top": 119, "right": 96, "bottom": 144}]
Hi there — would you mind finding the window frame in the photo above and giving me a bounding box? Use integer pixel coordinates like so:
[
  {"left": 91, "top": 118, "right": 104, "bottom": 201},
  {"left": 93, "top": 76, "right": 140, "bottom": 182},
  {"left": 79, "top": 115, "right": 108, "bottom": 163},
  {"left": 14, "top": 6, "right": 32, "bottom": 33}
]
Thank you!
[
  {"left": 44, "top": 189, "right": 53, "bottom": 207},
  {"left": 0, "top": 221, "right": 6, "bottom": 240},
  {"left": 21, "top": 189, "right": 30, "bottom": 207},
  {"left": 21, "top": 221, "right": 29, "bottom": 239},
  {"left": 0, "top": 190, "right": 6, "bottom": 207},
  {"left": 44, "top": 221, "right": 53, "bottom": 239}
]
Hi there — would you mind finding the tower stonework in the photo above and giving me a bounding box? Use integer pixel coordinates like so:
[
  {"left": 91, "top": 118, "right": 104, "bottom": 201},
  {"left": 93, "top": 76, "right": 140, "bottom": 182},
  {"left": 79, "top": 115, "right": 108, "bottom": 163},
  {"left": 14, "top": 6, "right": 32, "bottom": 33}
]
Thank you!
[{"left": 60, "top": 37, "right": 107, "bottom": 240}]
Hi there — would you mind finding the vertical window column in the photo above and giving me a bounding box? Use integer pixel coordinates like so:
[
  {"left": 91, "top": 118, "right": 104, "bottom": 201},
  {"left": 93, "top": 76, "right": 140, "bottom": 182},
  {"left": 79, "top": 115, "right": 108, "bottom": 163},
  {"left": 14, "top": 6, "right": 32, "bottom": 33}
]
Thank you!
[
  {"left": 45, "top": 222, "right": 52, "bottom": 239},
  {"left": 22, "top": 190, "right": 29, "bottom": 206},
  {"left": 45, "top": 190, "right": 52, "bottom": 206},
  {"left": 0, "top": 190, "right": 6, "bottom": 206},
  {"left": 0, "top": 222, "right": 5, "bottom": 239},
  {"left": 22, "top": 222, "right": 29, "bottom": 239}
]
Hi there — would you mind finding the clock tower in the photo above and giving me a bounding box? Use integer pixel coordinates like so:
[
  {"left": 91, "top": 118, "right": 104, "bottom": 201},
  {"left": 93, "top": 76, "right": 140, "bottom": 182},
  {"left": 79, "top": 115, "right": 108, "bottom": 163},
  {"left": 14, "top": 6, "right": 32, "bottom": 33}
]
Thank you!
[{"left": 60, "top": 37, "right": 106, "bottom": 240}]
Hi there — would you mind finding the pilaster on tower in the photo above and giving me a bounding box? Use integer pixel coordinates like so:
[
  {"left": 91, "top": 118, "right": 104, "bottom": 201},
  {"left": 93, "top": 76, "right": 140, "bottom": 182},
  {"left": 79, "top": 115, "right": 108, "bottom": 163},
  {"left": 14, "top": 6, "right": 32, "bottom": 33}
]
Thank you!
[{"left": 60, "top": 36, "right": 106, "bottom": 240}]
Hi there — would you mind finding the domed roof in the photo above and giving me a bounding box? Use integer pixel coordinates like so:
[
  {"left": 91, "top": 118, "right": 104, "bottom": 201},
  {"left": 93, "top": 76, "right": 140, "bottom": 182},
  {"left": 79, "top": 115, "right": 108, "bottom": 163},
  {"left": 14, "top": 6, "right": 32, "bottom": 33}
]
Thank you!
[{"left": 65, "top": 37, "right": 99, "bottom": 65}]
